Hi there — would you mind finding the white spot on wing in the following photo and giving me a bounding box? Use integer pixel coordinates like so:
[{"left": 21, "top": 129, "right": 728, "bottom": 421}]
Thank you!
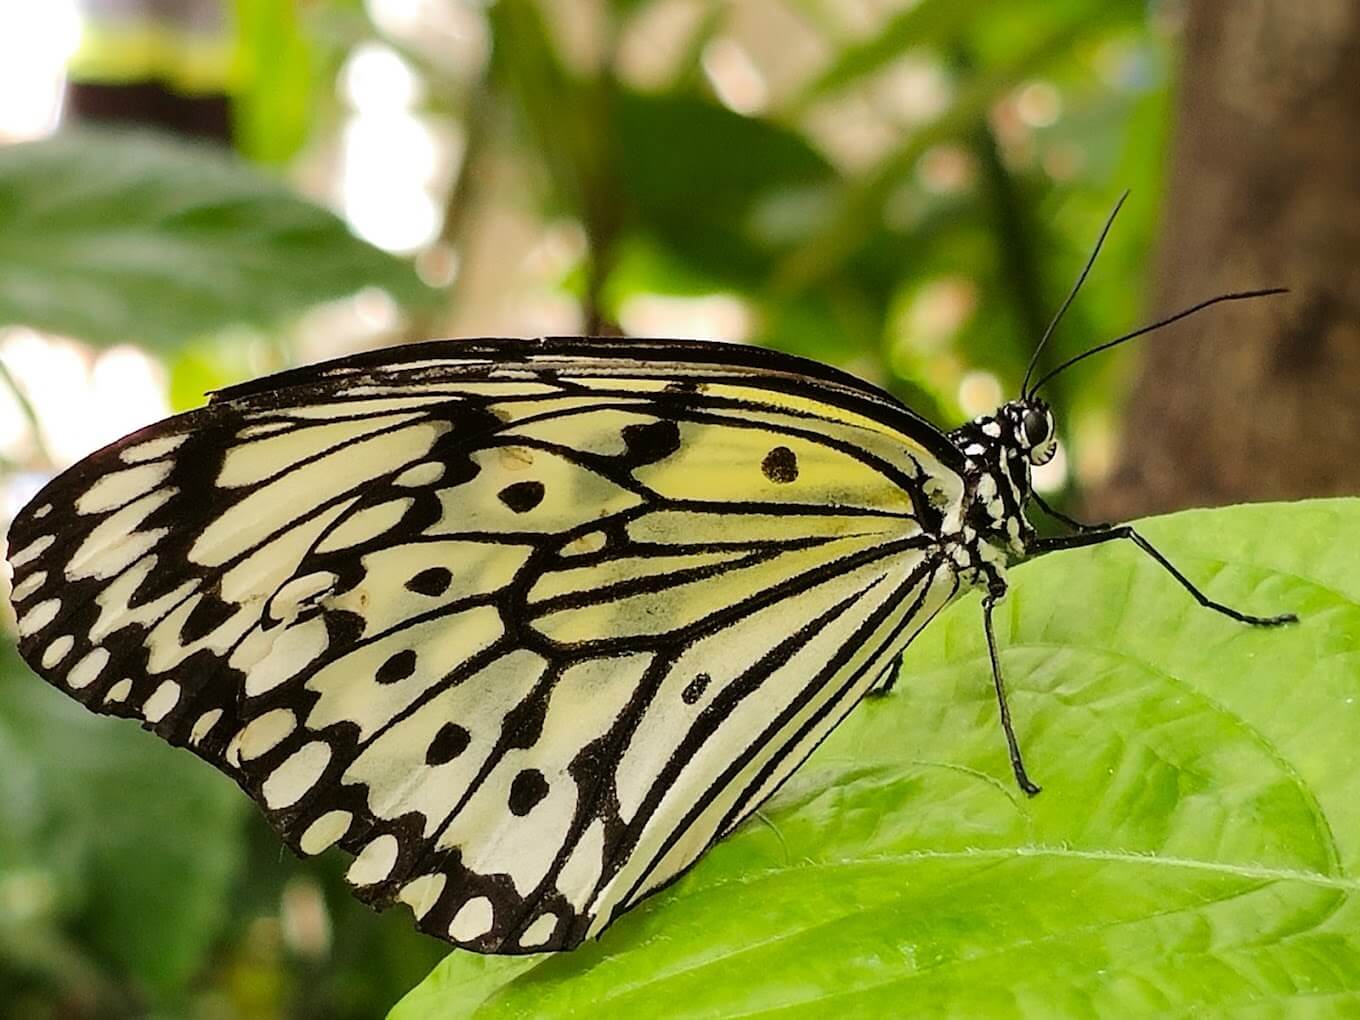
[
  {"left": 67, "top": 490, "right": 174, "bottom": 580},
  {"left": 238, "top": 421, "right": 293, "bottom": 439},
  {"left": 448, "top": 897, "right": 494, "bottom": 941},
  {"left": 269, "top": 572, "right": 337, "bottom": 622},
  {"left": 394, "top": 462, "right": 443, "bottom": 487},
  {"left": 10, "top": 570, "right": 46, "bottom": 602},
  {"left": 557, "top": 818, "right": 607, "bottom": 910},
  {"left": 263, "top": 741, "right": 332, "bottom": 809},
  {"left": 10, "top": 535, "right": 54, "bottom": 568},
  {"left": 190, "top": 708, "right": 224, "bottom": 745},
  {"left": 560, "top": 531, "right": 607, "bottom": 558},
  {"left": 518, "top": 913, "right": 557, "bottom": 949},
  {"left": 105, "top": 678, "right": 134, "bottom": 703},
  {"left": 300, "top": 810, "right": 352, "bottom": 855},
  {"left": 90, "top": 555, "right": 195, "bottom": 643},
  {"left": 347, "top": 834, "right": 399, "bottom": 886},
  {"left": 17, "top": 598, "right": 61, "bottom": 637},
  {"left": 41, "top": 635, "right": 74, "bottom": 669},
  {"left": 75, "top": 463, "right": 173, "bottom": 515},
  {"left": 33, "top": 504, "right": 52, "bottom": 519},
  {"left": 237, "top": 708, "right": 297, "bottom": 760},
  {"left": 121, "top": 434, "right": 187, "bottom": 464},
  {"left": 224, "top": 730, "right": 244, "bottom": 767},
  {"left": 67, "top": 647, "right": 110, "bottom": 689},
  {"left": 245, "top": 617, "right": 330, "bottom": 697},
  {"left": 316, "top": 498, "right": 413, "bottom": 554},
  {"left": 398, "top": 874, "right": 446, "bottom": 920},
  {"left": 143, "top": 680, "right": 181, "bottom": 723}
]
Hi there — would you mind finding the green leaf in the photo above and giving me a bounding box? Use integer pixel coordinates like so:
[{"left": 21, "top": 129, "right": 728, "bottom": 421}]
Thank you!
[
  {"left": 393, "top": 499, "right": 1360, "bottom": 1018},
  {"left": 0, "top": 643, "right": 244, "bottom": 1002},
  {"left": 0, "top": 130, "right": 434, "bottom": 349}
]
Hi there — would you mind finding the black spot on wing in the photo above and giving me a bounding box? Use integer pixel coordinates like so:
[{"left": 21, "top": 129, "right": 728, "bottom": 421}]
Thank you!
[
  {"left": 406, "top": 567, "right": 453, "bottom": 597},
  {"left": 619, "top": 420, "right": 681, "bottom": 467},
  {"left": 498, "top": 481, "right": 545, "bottom": 513},
  {"left": 508, "top": 768, "right": 549, "bottom": 816},
  {"left": 426, "top": 722, "right": 471, "bottom": 765},
  {"left": 681, "top": 672, "right": 711, "bottom": 705},
  {"left": 761, "top": 445, "right": 798, "bottom": 484},
  {"left": 376, "top": 649, "right": 417, "bottom": 684}
]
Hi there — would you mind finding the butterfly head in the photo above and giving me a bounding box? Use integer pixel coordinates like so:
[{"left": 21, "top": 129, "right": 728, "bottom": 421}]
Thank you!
[
  {"left": 953, "top": 397, "right": 1057, "bottom": 472},
  {"left": 1006, "top": 398, "right": 1058, "bottom": 466},
  {"left": 947, "top": 397, "right": 1058, "bottom": 555}
]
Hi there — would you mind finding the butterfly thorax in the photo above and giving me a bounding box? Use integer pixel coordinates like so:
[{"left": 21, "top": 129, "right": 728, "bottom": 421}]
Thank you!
[{"left": 942, "top": 398, "right": 1057, "bottom": 591}]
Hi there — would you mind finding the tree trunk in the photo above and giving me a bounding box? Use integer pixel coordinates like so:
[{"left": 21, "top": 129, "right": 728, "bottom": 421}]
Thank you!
[{"left": 1088, "top": 0, "right": 1360, "bottom": 519}]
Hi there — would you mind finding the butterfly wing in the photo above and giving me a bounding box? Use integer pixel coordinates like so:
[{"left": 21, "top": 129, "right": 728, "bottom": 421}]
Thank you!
[{"left": 7, "top": 337, "right": 967, "bottom": 952}]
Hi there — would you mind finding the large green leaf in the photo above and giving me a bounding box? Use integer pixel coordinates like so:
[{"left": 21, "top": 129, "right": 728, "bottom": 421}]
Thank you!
[
  {"left": 393, "top": 500, "right": 1360, "bottom": 1018},
  {"left": 0, "top": 644, "right": 244, "bottom": 1003},
  {"left": 0, "top": 130, "right": 434, "bottom": 349}
]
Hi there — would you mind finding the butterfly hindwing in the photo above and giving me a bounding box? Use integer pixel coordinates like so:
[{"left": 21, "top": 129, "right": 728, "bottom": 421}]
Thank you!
[{"left": 8, "top": 337, "right": 967, "bottom": 952}]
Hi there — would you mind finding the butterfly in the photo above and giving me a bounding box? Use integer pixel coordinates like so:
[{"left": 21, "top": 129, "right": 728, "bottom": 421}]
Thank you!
[{"left": 4, "top": 209, "right": 1294, "bottom": 955}]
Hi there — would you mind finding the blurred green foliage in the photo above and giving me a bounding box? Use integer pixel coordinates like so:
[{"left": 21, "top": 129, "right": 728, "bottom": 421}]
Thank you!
[
  {"left": 0, "top": 642, "right": 241, "bottom": 1006},
  {"left": 0, "top": 0, "right": 1190, "bottom": 1016},
  {"left": 484, "top": 0, "right": 1167, "bottom": 432}
]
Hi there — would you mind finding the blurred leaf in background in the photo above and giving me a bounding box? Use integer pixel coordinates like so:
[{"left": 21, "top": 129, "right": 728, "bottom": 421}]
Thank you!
[
  {"left": 0, "top": 643, "right": 241, "bottom": 1013},
  {"left": 0, "top": 130, "right": 433, "bottom": 351}
]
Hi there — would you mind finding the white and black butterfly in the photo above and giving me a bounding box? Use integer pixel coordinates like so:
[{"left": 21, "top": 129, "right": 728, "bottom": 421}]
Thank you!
[{"left": 4, "top": 218, "right": 1293, "bottom": 954}]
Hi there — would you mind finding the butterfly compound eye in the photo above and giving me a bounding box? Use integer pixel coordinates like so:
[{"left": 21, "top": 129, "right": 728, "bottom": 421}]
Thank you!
[{"left": 1021, "top": 408, "right": 1050, "bottom": 449}]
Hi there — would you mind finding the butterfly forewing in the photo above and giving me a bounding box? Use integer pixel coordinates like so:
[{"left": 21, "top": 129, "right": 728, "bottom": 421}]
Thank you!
[{"left": 6, "top": 338, "right": 967, "bottom": 953}]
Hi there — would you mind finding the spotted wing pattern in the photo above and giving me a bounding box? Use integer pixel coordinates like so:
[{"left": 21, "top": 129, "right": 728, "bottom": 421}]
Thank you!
[{"left": 7, "top": 337, "right": 967, "bottom": 952}]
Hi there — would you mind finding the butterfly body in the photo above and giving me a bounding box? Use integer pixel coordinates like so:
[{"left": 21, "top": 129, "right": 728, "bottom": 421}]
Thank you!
[{"left": 6, "top": 334, "right": 1282, "bottom": 953}]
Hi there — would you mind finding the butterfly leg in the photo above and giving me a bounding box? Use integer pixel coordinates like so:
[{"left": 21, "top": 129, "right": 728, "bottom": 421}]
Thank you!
[
  {"left": 1028, "top": 497, "right": 1295, "bottom": 627},
  {"left": 983, "top": 587, "right": 1042, "bottom": 797},
  {"left": 1029, "top": 492, "right": 1092, "bottom": 534}
]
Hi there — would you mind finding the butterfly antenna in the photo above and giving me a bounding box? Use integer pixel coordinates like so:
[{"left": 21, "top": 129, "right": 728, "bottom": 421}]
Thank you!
[
  {"left": 1020, "top": 190, "right": 1130, "bottom": 398},
  {"left": 1027, "top": 287, "right": 1289, "bottom": 396}
]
